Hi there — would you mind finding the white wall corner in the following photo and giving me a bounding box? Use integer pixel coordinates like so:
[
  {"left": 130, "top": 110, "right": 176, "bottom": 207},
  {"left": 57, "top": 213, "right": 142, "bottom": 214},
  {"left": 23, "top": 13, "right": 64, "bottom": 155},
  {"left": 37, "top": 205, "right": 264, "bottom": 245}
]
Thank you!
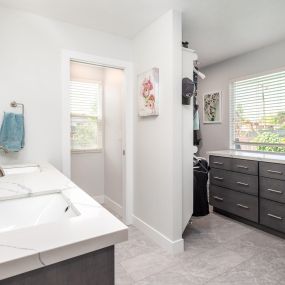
[
  {"left": 132, "top": 215, "right": 184, "bottom": 254},
  {"left": 104, "top": 195, "right": 123, "bottom": 217},
  {"left": 93, "top": 195, "right": 105, "bottom": 204}
]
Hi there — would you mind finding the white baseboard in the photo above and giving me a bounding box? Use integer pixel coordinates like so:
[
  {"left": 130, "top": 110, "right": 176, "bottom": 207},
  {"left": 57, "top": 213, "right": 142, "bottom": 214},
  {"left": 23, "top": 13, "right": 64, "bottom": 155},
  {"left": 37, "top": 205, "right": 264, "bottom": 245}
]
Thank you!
[
  {"left": 132, "top": 215, "right": 184, "bottom": 254},
  {"left": 104, "top": 195, "right": 123, "bottom": 217},
  {"left": 93, "top": 195, "right": 105, "bottom": 204}
]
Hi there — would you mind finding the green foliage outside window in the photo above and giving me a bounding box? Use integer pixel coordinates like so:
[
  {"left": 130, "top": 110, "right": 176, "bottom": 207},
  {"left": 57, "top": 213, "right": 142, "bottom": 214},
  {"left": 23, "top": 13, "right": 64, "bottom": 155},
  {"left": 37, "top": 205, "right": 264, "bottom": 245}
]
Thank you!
[{"left": 254, "top": 132, "right": 285, "bottom": 152}]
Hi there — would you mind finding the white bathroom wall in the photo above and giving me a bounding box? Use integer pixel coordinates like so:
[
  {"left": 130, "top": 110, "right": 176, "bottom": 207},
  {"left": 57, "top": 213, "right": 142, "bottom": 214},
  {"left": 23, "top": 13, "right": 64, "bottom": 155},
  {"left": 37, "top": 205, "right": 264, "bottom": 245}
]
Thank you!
[
  {"left": 198, "top": 39, "right": 285, "bottom": 158},
  {"left": 70, "top": 62, "right": 105, "bottom": 198},
  {"left": 0, "top": 6, "right": 132, "bottom": 169},
  {"left": 133, "top": 10, "right": 183, "bottom": 253},
  {"left": 104, "top": 68, "right": 124, "bottom": 211}
]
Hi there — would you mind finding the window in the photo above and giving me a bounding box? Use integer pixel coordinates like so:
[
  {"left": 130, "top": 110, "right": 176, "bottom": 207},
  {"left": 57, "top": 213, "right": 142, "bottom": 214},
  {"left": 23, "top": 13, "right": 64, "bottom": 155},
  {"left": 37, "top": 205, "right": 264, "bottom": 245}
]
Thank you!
[
  {"left": 230, "top": 69, "right": 285, "bottom": 153},
  {"left": 70, "top": 80, "right": 103, "bottom": 152}
]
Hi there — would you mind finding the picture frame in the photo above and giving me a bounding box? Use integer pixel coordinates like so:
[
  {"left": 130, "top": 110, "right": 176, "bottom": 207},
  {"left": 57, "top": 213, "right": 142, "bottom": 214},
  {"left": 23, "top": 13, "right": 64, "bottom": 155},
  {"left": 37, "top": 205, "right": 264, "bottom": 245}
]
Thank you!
[
  {"left": 203, "top": 91, "right": 222, "bottom": 124},
  {"left": 138, "top": 68, "right": 159, "bottom": 116}
]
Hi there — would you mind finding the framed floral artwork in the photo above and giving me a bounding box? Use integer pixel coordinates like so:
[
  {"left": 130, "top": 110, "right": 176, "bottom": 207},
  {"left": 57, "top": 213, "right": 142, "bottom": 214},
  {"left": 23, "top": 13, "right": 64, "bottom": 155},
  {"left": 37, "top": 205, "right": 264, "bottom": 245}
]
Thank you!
[
  {"left": 138, "top": 68, "right": 159, "bottom": 116},
  {"left": 203, "top": 91, "right": 222, "bottom": 123}
]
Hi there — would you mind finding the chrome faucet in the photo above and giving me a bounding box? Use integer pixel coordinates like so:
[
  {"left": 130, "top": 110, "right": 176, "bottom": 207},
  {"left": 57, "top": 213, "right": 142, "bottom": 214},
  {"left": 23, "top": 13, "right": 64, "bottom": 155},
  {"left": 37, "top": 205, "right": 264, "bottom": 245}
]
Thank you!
[{"left": 0, "top": 167, "right": 5, "bottom": 177}]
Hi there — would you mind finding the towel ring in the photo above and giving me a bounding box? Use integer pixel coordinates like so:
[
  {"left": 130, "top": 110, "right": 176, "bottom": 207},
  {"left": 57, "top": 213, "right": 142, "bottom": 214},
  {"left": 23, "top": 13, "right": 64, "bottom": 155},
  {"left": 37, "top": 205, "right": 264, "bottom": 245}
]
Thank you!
[{"left": 10, "top": 101, "right": 24, "bottom": 115}]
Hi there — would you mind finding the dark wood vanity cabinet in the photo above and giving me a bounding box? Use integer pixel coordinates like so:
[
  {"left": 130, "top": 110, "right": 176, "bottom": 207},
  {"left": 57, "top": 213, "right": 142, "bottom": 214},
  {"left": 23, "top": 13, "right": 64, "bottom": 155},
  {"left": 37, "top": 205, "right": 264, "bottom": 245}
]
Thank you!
[{"left": 209, "top": 155, "right": 285, "bottom": 237}]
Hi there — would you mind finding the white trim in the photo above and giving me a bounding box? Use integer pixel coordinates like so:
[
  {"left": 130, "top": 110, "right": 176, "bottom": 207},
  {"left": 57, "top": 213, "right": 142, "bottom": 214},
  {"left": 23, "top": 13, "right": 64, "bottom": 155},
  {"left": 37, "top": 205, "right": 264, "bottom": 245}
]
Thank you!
[
  {"left": 62, "top": 50, "right": 134, "bottom": 226},
  {"left": 229, "top": 65, "right": 285, "bottom": 83},
  {"left": 93, "top": 195, "right": 105, "bottom": 204},
  {"left": 132, "top": 215, "right": 184, "bottom": 254},
  {"left": 104, "top": 195, "right": 123, "bottom": 217}
]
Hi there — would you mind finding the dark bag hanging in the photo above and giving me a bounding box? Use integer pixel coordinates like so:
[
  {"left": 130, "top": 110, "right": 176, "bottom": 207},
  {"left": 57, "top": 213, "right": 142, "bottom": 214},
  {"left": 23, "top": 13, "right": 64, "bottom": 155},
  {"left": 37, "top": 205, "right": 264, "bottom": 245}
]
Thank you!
[{"left": 193, "top": 159, "right": 210, "bottom": 217}]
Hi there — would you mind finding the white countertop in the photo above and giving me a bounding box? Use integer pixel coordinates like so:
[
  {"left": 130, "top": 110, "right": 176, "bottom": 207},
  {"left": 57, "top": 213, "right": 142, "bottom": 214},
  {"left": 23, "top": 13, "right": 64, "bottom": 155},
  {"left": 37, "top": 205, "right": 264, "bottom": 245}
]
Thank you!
[
  {"left": 208, "top": 150, "right": 285, "bottom": 164},
  {"left": 0, "top": 163, "right": 128, "bottom": 280}
]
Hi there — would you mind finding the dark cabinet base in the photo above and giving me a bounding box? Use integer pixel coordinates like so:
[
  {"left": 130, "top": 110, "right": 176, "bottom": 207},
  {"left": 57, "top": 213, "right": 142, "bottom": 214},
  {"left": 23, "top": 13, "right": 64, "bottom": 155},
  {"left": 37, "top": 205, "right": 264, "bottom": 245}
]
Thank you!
[
  {"left": 213, "top": 207, "right": 285, "bottom": 239},
  {"left": 0, "top": 246, "right": 114, "bottom": 285}
]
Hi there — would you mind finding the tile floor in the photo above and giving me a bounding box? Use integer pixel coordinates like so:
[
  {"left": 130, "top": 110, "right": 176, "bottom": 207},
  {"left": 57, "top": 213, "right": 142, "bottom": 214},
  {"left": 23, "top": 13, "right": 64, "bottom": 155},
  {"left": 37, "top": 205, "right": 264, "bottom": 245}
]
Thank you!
[{"left": 104, "top": 206, "right": 285, "bottom": 285}]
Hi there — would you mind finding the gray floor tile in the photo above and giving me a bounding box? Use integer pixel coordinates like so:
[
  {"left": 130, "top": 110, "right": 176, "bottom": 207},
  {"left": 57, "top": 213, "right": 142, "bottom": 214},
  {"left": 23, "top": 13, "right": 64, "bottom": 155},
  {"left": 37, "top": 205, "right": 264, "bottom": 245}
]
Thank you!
[
  {"left": 120, "top": 250, "right": 180, "bottom": 282},
  {"left": 210, "top": 250, "right": 285, "bottom": 285},
  {"left": 102, "top": 204, "right": 285, "bottom": 285},
  {"left": 115, "top": 263, "right": 135, "bottom": 285},
  {"left": 134, "top": 269, "right": 197, "bottom": 285}
]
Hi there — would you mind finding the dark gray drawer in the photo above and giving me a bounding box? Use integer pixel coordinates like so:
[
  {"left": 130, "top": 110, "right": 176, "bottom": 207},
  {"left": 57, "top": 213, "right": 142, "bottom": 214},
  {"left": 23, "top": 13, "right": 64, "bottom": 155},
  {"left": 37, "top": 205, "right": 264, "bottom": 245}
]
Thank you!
[
  {"left": 210, "top": 185, "right": 258, "bottom": 222},
  {"left": 210, "top": 168, "right": 258, "bottom": 196},
  {"left": 210, "top": 156, "right": 232, "bottom": 170},
  {"left": 210, "top": 168, "right": 231, "bottom": 189},
  {"left": 260, "top": 177, "right": 285, "bottom": 204},
  {"left": 209, "top": 185, "right": 232, "bottom": 212},
  {"left": 259, "top": 162, "right": 285, "bottom": 181},
  {"left": 231, "top": 158, "right": 258, "bottom": 175},
  {"left": 229, "top": 171, "right": 258, "bottom": 196},
  {"left": 260, "top": 198, "right": 285, "bottom": 233}
]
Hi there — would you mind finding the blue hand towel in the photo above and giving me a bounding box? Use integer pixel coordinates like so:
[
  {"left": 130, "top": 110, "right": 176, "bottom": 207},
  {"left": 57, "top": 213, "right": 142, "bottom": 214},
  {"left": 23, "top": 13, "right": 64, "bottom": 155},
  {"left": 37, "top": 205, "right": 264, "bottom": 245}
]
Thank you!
[{"left": 0, "top": 112, "right": 25, "bottom": 152}]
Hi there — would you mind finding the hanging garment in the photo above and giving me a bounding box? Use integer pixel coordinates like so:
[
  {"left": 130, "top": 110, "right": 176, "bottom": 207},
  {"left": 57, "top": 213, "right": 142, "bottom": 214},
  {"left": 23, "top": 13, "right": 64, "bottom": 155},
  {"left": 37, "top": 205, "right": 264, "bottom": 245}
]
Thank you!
[
  {"left": 193, "top": 130, "right": 201, "bottom": 146},
  {"left": 193, "top": 96, "right": 201, "bottom": 145},
  {"left": 193, "top": 110, "right": 200, "bottom": 131},
  {"left": 193, "top": 158, "right": 210, "bottom": 217}
]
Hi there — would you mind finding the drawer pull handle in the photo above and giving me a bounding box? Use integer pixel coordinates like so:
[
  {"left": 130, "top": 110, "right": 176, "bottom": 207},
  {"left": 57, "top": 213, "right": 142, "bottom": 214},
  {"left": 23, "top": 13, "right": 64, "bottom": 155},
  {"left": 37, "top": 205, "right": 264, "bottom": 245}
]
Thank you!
[
  {"left": 267, "top": 188, "right": 283, "bottom": 194},
  {"left": 236, "top": 181, "right": 249, "bottom": 187},
  {"left": 213, "top": 162, "right": 224, "bottom": 165},
  {"left": 237, "top": 204, "right": 249, "bottom": 209},
  {"left": 213, "top": 196, "right": 224, "bottom": 201},
  {"left": 236, "top": 165, "right": 248, "bottom": 169},
  {"left": 213, "top": 176, "right": 224, "bottom": 181},
  {"left": 267, "top": 169, "right": 282, "bottom": 175},
  {"left": 267, "top": 213, "right": 283, "bottom": 220}
]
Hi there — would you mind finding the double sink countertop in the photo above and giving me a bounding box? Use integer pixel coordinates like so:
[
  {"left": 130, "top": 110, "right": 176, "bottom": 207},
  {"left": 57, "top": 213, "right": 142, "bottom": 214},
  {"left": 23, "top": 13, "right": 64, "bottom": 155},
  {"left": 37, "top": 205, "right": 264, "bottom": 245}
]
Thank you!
[{"left": 0, "top": 163, "right": 128, "bottom": 280}]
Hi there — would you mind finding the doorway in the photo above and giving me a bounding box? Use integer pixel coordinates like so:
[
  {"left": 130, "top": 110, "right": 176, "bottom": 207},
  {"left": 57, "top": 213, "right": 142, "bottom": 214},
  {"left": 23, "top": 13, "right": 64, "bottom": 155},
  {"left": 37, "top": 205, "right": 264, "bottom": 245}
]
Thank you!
[{"left": 62, "top": 51, "right": 134, "bottom": 225}]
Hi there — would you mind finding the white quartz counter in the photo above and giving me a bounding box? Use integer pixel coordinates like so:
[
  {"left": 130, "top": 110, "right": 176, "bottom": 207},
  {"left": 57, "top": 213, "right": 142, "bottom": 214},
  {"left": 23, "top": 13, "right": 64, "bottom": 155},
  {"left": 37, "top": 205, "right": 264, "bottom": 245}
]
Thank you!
[
  {"left": 208, "top": 150, "right": 285, "bottom": 164},
  {"left": 0, "top": 163, "right": 128, "bottom": 280}
]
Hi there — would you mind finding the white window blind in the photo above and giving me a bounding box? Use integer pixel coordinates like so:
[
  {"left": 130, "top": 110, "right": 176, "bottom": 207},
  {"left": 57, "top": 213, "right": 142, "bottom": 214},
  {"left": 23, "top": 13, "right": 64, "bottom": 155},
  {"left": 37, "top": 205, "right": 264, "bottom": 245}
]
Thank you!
[
  {"left": 70, "top": 80, "right": 103, "bottom": 152},
  {"left": 230, "top": 69, "right": 285, "bottom": 153}
]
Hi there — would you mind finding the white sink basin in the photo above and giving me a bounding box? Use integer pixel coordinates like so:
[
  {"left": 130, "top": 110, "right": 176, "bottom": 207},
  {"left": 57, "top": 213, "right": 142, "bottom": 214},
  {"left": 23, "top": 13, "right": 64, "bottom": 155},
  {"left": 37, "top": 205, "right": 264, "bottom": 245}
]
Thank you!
[
  {"left": 2, "top": 165, "right": 41, "bottom": 176},
  {"left": 0, "top": 193, "right": 79, "bottom": 233}
]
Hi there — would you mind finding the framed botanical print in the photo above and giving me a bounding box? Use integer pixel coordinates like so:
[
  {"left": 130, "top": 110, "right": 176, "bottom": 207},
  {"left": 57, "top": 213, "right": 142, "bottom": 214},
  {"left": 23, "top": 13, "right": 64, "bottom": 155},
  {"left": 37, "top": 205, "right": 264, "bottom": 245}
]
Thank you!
[
  {"left": 203, "top": 91, "right": 222, "bottom": 123},
  {"left": 138, "top": 68, "right": 159, "bottom": 116}
]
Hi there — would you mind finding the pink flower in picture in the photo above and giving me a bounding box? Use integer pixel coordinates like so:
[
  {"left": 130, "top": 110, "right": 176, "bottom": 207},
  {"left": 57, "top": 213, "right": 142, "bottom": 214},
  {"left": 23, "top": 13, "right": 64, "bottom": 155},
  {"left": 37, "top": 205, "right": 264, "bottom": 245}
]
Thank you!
[{"left": 138, "top": 68, "right": 159, "bottom": 116}]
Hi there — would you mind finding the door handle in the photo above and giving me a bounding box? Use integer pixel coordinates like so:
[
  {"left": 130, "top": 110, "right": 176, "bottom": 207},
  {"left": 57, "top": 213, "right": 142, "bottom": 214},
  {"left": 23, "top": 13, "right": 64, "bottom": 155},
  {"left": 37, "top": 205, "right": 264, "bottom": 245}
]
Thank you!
[
  {"left": 266, "top": 188, "right": 283, "bottom": 194},
  {"left": 213, "top": 196, "right": 223, "bottom": 201},
  {"left": 213, "top": 161, "right": 223, "bottom": 165},
  {"left": 267, "top": 213, "right": 283, "bottom": 220},
  {"left": 236, "top": 165, "right": 248, "bottom": 169},
  {"left": 213, "top": 176, "right": 224, "bottom": 181},
  {"left": 237, "top": 204, "right": 249, "bottom": 209},
  {"left": 267, "top": 169, "right": 282, "bottom": 175},
  {"left": 236, "top": 181, "right": 249, "bottom": 187}
]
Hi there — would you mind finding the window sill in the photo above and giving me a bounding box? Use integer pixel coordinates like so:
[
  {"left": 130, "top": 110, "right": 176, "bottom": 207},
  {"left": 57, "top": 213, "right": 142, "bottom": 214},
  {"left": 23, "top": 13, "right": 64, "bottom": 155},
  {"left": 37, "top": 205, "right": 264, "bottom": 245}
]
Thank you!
[{"left": 71, "top": 149, "right": 103, "bottom": 154}]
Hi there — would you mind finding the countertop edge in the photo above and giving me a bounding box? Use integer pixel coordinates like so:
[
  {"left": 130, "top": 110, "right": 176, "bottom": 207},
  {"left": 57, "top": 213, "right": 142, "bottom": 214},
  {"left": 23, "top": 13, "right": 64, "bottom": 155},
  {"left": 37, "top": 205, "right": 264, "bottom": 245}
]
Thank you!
[
  {"left": 0, "top": 228, "right": 128, "bottom": 281},
  {"left": 208, "top": 150, "right": 285, "bottom": 164}
]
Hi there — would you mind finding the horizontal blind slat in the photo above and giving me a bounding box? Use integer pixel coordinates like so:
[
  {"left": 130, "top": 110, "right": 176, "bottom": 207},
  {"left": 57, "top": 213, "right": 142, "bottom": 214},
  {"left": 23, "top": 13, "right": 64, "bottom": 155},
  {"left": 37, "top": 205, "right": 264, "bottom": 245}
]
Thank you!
[{"left": 231, "top": 69, "right": 285, "bottom": 152}]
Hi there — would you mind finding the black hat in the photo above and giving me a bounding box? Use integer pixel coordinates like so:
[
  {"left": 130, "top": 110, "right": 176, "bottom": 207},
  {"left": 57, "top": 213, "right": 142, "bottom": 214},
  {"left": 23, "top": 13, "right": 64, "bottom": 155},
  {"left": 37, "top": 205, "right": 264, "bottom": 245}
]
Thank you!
[{"left": 182, "top": 77, "right": 195, "bottom": 105}]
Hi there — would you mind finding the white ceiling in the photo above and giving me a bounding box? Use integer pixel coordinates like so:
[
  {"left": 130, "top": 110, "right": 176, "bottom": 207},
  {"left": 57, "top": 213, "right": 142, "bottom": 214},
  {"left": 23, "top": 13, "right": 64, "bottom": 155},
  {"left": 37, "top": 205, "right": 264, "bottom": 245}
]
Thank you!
[{"left": 1, "top": 0, "right": 285, "bottom": 67}]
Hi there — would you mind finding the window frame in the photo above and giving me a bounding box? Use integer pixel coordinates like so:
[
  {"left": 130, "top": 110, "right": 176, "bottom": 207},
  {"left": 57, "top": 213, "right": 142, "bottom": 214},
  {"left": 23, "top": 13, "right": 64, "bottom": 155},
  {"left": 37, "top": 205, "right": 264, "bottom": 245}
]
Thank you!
[
  {"left": 229, "top": 66, "right": 285, "bottom": 153},
  {"left": 70, "top": 79, "right": 103, "bottom": 154}
]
